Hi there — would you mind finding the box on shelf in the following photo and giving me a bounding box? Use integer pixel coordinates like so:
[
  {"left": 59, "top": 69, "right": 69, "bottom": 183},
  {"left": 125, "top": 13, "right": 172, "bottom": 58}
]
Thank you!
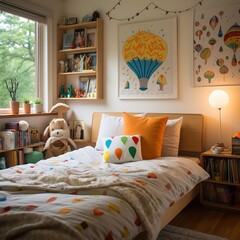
[{"left": 0, "top": 131, "right": 17, "bottom": 150}]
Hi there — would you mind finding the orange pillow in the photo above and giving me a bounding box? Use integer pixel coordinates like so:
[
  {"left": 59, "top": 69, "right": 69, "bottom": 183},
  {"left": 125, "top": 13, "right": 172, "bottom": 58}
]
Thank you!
[{"left": 123, "top": 112, "right": 168, "bottom": 159}]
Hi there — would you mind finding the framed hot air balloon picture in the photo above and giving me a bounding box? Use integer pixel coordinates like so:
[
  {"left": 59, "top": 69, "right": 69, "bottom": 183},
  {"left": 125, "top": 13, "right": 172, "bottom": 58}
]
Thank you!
[
  {"left": 118, "top": 17, "right": 178, "bottom": 99},
  {"left": 193, "top": 3, "right": 240, "bottom": 87}
]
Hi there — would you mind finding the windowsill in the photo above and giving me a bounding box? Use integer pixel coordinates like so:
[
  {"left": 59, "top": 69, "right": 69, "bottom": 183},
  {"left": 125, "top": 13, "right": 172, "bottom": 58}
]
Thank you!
[{"left": 0, "top": 112, "right": 57, "bottom": 119}]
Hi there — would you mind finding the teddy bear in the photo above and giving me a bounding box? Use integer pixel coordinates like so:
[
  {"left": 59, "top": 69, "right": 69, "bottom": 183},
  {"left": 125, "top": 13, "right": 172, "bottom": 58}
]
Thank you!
[{"left": 43, "top": 118, "right": 77, "bottom": 159}]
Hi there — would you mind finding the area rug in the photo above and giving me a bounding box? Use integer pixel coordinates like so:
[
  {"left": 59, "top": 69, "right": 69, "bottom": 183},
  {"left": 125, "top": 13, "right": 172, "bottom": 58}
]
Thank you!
[{"left": 157, "top": 225, "right": 228, "bottom": 240}]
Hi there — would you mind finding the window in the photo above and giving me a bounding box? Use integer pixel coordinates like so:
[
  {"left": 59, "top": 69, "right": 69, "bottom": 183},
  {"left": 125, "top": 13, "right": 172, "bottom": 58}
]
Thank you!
[
  {"left": 0, "top": 11, "right": 37, "bottom": 108},
  {"left": 0, "top": 0, "right": 53, "bottom": 113}
]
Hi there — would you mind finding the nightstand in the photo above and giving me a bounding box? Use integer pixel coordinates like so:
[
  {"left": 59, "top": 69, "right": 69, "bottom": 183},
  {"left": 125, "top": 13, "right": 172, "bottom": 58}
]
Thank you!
[{"left": 200, "top": 150, "right": 240, "bottom": 211}]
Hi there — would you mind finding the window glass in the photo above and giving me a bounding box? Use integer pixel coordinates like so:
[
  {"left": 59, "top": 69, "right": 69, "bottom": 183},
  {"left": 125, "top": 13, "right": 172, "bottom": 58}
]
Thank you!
[{"left": 0, "top": 11, "right": 36, "bottom": 108}]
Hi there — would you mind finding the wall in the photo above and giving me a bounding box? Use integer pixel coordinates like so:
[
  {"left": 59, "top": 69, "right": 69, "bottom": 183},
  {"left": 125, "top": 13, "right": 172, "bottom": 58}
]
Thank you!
[{"left": 62, "top": 0, "right": 240, "bottom": 151}]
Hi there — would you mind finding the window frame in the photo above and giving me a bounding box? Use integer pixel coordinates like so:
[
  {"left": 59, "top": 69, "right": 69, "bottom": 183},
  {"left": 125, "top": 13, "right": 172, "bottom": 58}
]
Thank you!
[{"left": 0, "top": 0, "right": 53, "bottom": 114}]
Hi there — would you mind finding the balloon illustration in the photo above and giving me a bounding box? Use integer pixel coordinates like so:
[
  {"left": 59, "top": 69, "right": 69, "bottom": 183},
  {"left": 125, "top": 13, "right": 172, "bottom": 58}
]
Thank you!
[
  {"left": 194, "top": 44, "right": 202, "bottom": 53},
  {"left": 209, "top": 15, "right": 218, "bottom": 30},
  {"left": 216, "top": 58, "right": 224, "bottom": 66},
  {"left": 124, "top": 81, "right": 130, "bottom": 89},
  {"left": 195, "top": 30, "right": 203, "bottom": 40},
  {"left": 156, "top": 74, "right": 167, "bottom": 91},
  {"left": 200, "top": 48, "right": 211, "bottom": 64},
  {"left": 218, "top": 26, "right": 223, "bottom": 37},
  {"left": 224, "top": 23, "right": 240, "bottom": 66},
  {"left": 219, "top": 65, "right": 229, "bottom": 81},
  {"left": 122, "top": 31, "right": 168, "bottom": 91},
  {"left": 208, "top": 38, "right": 216, "bottom": 49},
  {"left": 219, "top": 11, "right": 224, "bottom": 19},
  {"left": 204, "top": 70, "right": 215, "bottom": 83}
]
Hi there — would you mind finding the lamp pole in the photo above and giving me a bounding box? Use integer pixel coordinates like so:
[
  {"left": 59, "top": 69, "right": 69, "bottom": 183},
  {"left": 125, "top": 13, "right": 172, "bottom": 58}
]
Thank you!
[{"left": 218, "top": 107, "right": 222, "bottom": 145}]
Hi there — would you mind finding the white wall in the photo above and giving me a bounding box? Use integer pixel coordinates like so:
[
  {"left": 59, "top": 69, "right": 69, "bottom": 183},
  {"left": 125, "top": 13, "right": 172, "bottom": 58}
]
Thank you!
[
  {"left": 62, "top": 0, "right": 240, "bottom": 151},
  {"left": 2, "top": 0, "right": 238, "bottom": 152}
]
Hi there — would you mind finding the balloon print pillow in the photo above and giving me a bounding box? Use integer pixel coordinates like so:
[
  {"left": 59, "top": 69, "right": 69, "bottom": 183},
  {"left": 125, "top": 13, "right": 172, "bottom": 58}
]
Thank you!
[{"left": 102, "top": 135, "right": 142, "bottom": 163}]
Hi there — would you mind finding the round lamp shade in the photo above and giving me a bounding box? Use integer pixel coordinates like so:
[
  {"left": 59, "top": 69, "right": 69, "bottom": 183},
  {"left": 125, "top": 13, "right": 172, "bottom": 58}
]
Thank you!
[{"left": 208, "top": 90, "right": 229, "bottom": 109}]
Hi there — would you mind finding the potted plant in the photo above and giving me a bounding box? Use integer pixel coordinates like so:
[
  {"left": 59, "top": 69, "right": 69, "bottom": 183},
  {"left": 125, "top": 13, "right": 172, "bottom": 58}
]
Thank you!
[
  {"left": 33, "top": 98, "right": 43, "bottom": 113},
  {"left": 22, "top": 97, "right": 31, "bottom": 114},
  {"left": 5, "top": 78, "right": 19, "bottom": 114}
]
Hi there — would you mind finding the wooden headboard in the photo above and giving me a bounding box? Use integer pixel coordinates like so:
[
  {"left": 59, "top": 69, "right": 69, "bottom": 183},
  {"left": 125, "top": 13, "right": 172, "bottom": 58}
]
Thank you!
[{"left": 91, "top": 113, "right": 204, "bottom": 157}]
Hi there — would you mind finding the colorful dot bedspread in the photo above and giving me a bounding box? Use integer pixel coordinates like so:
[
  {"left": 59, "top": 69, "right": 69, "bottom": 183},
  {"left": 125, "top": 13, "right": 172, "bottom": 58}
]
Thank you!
[{"left": 0, "top": 146, "right": 209, "bottom": 240}]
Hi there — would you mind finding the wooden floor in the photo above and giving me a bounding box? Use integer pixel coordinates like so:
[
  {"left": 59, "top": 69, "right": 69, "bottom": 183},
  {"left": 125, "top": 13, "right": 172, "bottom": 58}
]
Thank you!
[{"left": 170, "top": 197, "right": 240, "bottom": 240}]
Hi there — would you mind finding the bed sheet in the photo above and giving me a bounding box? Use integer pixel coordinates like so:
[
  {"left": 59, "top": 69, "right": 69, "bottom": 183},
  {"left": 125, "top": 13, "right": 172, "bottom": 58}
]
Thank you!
[{"left": 0, "top": 146, "right": 209, "bottom": 240}]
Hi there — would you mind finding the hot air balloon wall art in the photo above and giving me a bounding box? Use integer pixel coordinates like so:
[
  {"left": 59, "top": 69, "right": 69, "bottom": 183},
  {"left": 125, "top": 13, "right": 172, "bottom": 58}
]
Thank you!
[
  {"left": 193, "top": 3, "right": 240, "bottom": 87},
  {"left": 118, "top": 17, "right": 177, "bottom": 99}
]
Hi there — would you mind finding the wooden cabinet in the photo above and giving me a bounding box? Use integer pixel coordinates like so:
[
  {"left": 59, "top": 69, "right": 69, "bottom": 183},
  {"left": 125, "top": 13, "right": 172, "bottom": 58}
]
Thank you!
[
  {"left": 200, "top": 150, "right": 240, "bottom": 211},
  {"left": 57, "top": 18, "right": 103, "bottom": 100}
]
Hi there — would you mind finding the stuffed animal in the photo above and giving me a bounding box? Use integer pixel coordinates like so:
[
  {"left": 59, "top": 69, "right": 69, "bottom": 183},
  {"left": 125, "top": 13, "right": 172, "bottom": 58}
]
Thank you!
[{"left": 43, "top": 118, "right": 77, "bottom": 158}]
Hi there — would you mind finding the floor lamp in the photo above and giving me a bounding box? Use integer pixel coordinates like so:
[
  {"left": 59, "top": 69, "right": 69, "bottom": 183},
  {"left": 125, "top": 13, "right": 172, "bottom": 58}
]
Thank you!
[{"left": 208, "top": 90, "right": 229, "bottom": 148}]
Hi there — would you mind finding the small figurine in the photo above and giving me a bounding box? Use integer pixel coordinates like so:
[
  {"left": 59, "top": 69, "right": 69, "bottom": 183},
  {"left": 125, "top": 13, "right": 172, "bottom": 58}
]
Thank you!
[
  {"left": 59, "top": 60, "right": 65, "bottom": 73},
  {"left": 85, "top": 55, "right": 91, "bottom": 70},
  {"left": 74, "top": 87, "right": 81, "bottom": 98},
  {"left": 80, "top": 54, "right": 85, "bottom": 71},
  {"left": 64, "top": 61, "right": 69, "bottom": 72},
  {"left": 92, "top": 11, "right": 100, "bottom": 21},
  {"left": 74, "top": 56, "right": 81, "bottom": 72}
]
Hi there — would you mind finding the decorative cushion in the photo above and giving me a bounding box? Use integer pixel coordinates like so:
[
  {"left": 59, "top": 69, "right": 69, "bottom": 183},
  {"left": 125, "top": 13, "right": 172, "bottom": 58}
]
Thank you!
[
  {"left": 102, "top": 135, "right": 142, "bottom": 163},
  {"left": 95, "top": 113, "right": 145, "bottom": 151},
  {"left": 123, "top": 113, "right": 168, "bottom": 160},
  {"left": 161, "top": 117, "right": 183, "bottom": 157}
]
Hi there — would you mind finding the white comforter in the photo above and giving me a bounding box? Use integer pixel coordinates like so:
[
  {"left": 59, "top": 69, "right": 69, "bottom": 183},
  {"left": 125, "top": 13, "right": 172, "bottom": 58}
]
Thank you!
[{"left": 0, "top": 146, "right": 209, "bottom": 240}]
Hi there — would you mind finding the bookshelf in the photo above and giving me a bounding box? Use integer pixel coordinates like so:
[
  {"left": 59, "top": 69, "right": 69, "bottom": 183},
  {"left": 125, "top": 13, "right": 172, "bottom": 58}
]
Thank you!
[
  {"left": 57, "top": 18, "right": 103, "bottom": 100},
  {"left": 0, "top": 142, "right": 45, "bottom": 168},
  {"left": 200, "top": 150, "right": 240, "bottom": 211}
]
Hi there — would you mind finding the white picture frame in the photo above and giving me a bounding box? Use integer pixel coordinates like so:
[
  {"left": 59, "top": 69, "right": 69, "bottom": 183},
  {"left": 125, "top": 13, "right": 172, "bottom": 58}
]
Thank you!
[{"left": 118, "top": 17, "right": 178, "bottom": 99}]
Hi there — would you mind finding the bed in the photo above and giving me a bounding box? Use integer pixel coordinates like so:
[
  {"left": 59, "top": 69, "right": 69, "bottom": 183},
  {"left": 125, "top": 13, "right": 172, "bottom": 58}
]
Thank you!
[{"left": 0, "top": 112, "right": 209, "bottom": 240}]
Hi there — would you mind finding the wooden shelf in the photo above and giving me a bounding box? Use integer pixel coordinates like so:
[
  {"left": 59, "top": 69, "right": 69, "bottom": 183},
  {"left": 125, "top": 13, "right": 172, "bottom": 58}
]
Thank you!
[
  {"left": 200, "top": 151, "right": 240, "bottom": 212},
  {"left": 58, "top": 21, "right": 97, "bottom": 30},
  {"left": 58, "top": 47, "right": 96, "bottom": 54},
  {"left": 57, "top": 18, "right": 103, "bottom": 100},
  {"left": 58, "top": 70, "right": 96, "bottom": 77},
  {"left": 0, "top": 142, "right": 45, "bottom": 154}
]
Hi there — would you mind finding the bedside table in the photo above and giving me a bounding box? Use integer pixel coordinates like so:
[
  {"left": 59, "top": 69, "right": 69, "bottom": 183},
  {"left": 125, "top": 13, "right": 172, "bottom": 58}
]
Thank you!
[{"left": 200, "top": 150, "right": 240, "bottom": 211}]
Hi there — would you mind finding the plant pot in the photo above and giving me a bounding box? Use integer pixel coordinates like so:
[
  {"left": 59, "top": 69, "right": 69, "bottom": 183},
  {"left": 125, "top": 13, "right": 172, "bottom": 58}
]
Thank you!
[
  {"left": 10, "top": 101, "right": 20, "bottom": 114},
  {"left": 23, "top": 103, "right": 31, "bottom": 114},
  {"left": 33, "top": 104, "right": 43, "bottom": 113}
]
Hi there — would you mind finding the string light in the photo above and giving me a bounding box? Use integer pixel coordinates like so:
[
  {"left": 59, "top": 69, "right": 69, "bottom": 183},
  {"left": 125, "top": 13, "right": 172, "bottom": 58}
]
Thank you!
[{"left": 106, "top": 0, "right": 203, "bottom": 21}]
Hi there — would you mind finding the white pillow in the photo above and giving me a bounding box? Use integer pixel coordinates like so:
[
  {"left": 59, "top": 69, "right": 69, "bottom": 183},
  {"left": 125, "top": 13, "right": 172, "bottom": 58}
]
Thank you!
[
  {"left": 161, "top": 117, "right": 183, "bottom": 157},
  {"left": 95, "top": 113, "right": 145, "bottom": 151},
  {"left": 102, "top": 135, "right": 142, "bottom": 163}
]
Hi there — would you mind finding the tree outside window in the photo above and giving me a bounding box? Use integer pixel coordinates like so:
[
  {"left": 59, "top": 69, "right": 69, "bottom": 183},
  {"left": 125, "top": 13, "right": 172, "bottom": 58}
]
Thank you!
[{"left": 0, "top": 11, "right": 35, "bottom": 108}]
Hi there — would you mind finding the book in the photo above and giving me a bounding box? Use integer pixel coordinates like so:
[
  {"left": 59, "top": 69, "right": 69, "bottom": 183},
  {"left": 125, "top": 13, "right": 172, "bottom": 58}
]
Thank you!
[
  {"left": 18, "top": 149, "right": 25, "bottom": 165},
  {"left": 74, "top": 28, "right": 86, "bottom": 48},
  {"left": 63, "top": 32, "right": 74, "bottom": 49},
  {"left": 73, "top": 120, "right": 84, "bottom": 140},
  {"left": 86, "top": 28, "right": 96, "bottom": 47},
  {"left": 5, "top": 122, "right": 19, "bottom": 131}
]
